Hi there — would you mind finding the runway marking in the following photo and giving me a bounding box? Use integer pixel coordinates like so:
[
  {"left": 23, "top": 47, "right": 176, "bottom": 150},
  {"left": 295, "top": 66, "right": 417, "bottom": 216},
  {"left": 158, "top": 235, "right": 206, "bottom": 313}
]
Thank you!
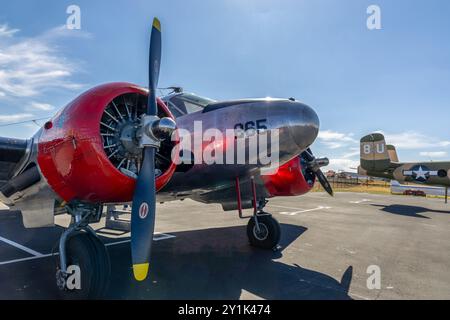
[
  {"left": 0, "top": 253, "right": 53, "bottom": 266},
  {"left": 103, "top": 233, "right": 176, "bottom": 247},
  {"left": 0, "top": 235, "right": 44, "bottom": 257},
  {"left": 279, "top": 206, "right": 332, "bottom": 216},
  {"left": 154, "top": 233, "right": 177, "bottom": 241},
  {"left": 0, "top": 232, "right": 176, "bottom": 266},
  {"left": 350, "top": 292, "right": 371, "bottom": 301},
  {"left": 349, "top": 199, "right": 371, "bottom": 204},
  {"left": 269, "top": 204, "right": 307, "bottom": 211}
]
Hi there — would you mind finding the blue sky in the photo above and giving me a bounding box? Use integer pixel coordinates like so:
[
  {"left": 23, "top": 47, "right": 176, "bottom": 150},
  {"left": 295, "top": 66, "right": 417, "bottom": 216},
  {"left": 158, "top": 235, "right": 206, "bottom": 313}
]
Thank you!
[{"left": 0, "top": 0, "right": 449, "bottom": 171}]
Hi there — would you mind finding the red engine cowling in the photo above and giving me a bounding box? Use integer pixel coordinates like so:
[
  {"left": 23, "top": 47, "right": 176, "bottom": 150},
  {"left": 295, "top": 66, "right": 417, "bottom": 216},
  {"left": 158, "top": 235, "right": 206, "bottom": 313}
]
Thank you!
[
  {"left": 37, "top": 83, "right": 177, "bottom": 203},
  {"left": 261, "top": 156, "right": 315, "bottom": 197}
]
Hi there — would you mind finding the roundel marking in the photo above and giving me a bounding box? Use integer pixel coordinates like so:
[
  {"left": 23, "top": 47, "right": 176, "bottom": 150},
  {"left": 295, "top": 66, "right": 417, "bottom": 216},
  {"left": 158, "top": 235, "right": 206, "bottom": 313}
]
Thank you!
[{"left": 139, "top": 202, "right": 149, "bottom": 219}]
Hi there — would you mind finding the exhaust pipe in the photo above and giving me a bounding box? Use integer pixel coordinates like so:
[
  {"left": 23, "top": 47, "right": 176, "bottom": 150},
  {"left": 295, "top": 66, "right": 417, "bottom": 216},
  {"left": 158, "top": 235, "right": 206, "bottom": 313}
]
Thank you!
[{"left": 0, "top": 166, "right": 41, "bottom": 198}]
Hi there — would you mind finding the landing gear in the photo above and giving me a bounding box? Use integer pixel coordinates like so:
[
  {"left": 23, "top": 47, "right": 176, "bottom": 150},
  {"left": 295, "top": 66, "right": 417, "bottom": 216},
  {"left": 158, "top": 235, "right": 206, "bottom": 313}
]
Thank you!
[
  {"left": 235, "top": 176, "right": 281, "bottom": 250},
  {"left": 56, "top": 202, "right": 110, "bottom": 299},
  {"left": 247, "top": 214, "right": 281, "bottom": 250}
]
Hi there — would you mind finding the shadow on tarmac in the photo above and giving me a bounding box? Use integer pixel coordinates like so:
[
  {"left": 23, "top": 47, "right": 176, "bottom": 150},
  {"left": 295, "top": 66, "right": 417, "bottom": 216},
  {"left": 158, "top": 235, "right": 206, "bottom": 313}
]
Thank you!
[
  {"left": 372, "top": 204, "right": 450, "bottom": 219},
  {"left": 107, "top": 224, "right": 353, "bottom": 300},
  {"left": 0, "top": 211, "right": 353, "bottom": 300}
]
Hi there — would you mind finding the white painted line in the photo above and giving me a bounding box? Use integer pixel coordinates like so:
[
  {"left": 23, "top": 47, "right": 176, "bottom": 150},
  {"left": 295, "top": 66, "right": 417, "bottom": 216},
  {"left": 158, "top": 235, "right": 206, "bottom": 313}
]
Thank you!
[
  {"left": 0, "top": 236, "right": 44, "bottom": 257},
  {"left": 0, "top": 254, "right": 53, "bottom": 266},
  {"left": 103, "top": 233, "right": 176, "bottom": 247},
  {"left": 349, "top": 292, "right": 371, "bottom": 301},
  {"left": 302, "top": 193, "right": 329, "bottom": 198},
  {"left": 0, "top": 233, "right": 176, "bottom": 266},
  {"left": 279, "top": 206, "right": 332, "bottom": 216},
  {"left": 104, "top": 240, "right": 130, "bottom": 247},
  {"left": 349, "top": 199, "right": 370, "bottom": 204},
  {"left": 153, "top": 232, "right": 176, "bottom": 241},
  {"left": 269, "top": 204, "right": 307, "bottom": 211}
]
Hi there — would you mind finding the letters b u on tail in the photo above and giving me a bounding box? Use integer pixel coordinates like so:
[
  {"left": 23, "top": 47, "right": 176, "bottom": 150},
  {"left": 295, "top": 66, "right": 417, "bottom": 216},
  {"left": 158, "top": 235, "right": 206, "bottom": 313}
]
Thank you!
[{"left": 359, "top": 133, "right": 391, "bottom": 172}]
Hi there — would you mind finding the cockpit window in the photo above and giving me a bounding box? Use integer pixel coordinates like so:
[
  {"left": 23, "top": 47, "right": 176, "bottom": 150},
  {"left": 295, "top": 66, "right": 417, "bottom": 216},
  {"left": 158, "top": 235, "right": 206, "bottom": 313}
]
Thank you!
[
  {"left": 163, "top": 93, "right": 216, "bottom": 117},
  {"left": 178, "top": 93, "right": 215, "bottom": 108}
]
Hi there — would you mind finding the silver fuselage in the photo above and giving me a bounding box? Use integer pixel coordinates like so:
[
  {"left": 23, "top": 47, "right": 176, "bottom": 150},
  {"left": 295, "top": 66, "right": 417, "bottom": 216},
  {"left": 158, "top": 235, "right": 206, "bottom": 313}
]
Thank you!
[{"left": 159, "top": 98, "right": 320, "bottom": 202}]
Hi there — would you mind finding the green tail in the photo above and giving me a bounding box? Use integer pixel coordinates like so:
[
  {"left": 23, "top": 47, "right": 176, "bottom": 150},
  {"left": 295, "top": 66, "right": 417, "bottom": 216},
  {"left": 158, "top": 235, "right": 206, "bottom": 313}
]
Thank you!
[{"left": 360, "top": 133, "right": 391, "bottom": 171}]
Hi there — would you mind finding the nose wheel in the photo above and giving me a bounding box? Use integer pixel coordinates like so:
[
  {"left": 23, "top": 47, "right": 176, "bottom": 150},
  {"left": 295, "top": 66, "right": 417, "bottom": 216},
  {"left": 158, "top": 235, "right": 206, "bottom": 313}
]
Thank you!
[
  {"left": 55, "top": 203, "right": 110, "bottom": 299},
  {"left": 247, "top": 214, "right": 281, "bottom": 250},
  {"left": 56, "top": 231, "right": 111, "bottom": 299}
]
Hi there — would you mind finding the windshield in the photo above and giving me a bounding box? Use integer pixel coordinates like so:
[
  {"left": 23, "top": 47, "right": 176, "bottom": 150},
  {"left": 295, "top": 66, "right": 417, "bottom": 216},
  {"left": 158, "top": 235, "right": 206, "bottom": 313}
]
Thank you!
[{"left": 164, "top": 93, "right": 216, "bottom": 117}]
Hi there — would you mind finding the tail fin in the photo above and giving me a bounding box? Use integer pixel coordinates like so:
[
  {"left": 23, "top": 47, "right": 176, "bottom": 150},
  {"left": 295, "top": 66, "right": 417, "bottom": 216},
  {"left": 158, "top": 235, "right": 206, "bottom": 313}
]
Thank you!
[
  {"left": 387, "top": 145, "right": 399, "bottom": 162},
  {"left": 360, "top": 133, "right": 391, "bottom": 171}
]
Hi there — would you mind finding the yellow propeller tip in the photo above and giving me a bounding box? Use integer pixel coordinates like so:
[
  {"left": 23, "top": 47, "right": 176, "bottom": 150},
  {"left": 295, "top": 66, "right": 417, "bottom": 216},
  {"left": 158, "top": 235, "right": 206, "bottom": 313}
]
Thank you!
[
  {"left": 133, "top": 263, "right": 149, "bottom": 281},
  {"left": 153, "top": 18, "right": 161, "bottom": 32}
]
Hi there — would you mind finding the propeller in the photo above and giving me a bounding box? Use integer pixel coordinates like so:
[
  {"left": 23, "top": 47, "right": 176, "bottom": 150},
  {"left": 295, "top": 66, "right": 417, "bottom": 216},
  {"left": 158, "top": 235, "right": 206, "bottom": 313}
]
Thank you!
[
  {"left": 130, "top": 18, "right": 176, "bottom": 281},
  {"left": 302, "top": 148, "right": 334, "bottom": 197}
]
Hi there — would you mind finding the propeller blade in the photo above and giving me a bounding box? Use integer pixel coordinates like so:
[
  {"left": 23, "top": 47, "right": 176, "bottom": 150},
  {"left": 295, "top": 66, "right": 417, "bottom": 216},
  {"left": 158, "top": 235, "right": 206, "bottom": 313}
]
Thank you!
[
  {"left": 302, "top": 148, "right": 315, "bottom": 162},
  {"left": 302, "top": 148, "right": 334, "bottom": 197},
  {"left": 148, "top": 18, "right": 161, "bottom": 115},
  {"left": 131, "top": 148, "right": 156, "bottom": 281},
  {"left": 316, "top": 168, "right": 334, "bottom": 197},
  {"left": 130, "top": 17, "right": 162, "bottom": 282}
]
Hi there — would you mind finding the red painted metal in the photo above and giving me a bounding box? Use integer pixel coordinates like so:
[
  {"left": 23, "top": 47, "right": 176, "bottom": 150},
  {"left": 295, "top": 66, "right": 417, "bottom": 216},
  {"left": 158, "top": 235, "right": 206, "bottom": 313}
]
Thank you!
[
  {"left": 261, "top": 156, "right": 313, "bottom": 197},
  {"left": 235, "top": 177, "right": 243, "bottom": 216},
  {"left": 250, "top": 176, "right": 258, "bottom": 214},
  {"left": 36, "top": 82, "right": 177, "bottom": 203}
]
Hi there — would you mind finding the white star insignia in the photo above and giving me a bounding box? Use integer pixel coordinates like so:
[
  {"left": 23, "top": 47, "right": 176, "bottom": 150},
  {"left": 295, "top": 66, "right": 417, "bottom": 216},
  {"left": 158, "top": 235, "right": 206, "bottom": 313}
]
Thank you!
[{"left": 413, "top": 166, "right": 428, "bottom": 180}]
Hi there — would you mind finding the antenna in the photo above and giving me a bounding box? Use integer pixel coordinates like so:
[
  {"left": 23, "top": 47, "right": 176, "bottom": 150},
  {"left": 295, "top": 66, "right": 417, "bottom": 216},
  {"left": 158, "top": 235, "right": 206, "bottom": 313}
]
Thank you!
[
  {"left": 0, "top": 117, "right": 50, "bottom": 128},
  {"left": 159, "top": 86, "right": 183, "bottom": 94}
]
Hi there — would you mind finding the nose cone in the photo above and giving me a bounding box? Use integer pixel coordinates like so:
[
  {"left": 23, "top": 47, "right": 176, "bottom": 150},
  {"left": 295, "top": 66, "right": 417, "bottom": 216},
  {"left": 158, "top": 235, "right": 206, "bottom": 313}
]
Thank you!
[{"left": 288, "top": 102, "right": 320, "bottom": 150}]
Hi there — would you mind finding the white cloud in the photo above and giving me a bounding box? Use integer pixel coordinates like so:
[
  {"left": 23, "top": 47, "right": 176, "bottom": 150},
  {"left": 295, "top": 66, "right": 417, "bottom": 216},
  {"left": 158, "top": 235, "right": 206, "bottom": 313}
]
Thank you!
[
  {"left": 0, "top": 113, "right": 34, "bottom": 123},
  {"left": 378, "top": 131, "right": 450, "bottom": 150},
  {"left": 0, "top": 24, "right": 19, "bottom": 38},
  {"left": 318, "top": 130, "right": 357, "bottom": 149},
  {"left": 318, "top": 130, "right": 355, "bottom": 142},
  {"left": 325, "top": 158, "right": 359, "bottom": 172},
  {"left": 28, "top": 102, "right": 55, "bottom": 111},
  {"left": 342, "top": 147, "right": 360, "bottom": 159},
  {"left": 0, "top": 24, "right": 86, "bottom": 99},
  {"left": 419, "top": 151, "right": 448, "bottom": 159}
]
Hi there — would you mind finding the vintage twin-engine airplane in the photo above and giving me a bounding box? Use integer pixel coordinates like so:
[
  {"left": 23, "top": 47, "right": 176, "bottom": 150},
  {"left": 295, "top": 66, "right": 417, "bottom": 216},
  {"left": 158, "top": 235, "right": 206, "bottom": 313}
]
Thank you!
[
  {"left": 0, "top": 18, "right": 333, "bottom": 297},
  {"left": 358, "top": 133, "right": 450, "bottom": 188}
]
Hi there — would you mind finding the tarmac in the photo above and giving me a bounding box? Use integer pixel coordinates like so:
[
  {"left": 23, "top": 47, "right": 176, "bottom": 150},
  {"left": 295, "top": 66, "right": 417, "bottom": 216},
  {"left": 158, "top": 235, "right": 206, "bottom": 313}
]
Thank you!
[{"left": 1, "top": 192, "right": 450, "bottom": 300}]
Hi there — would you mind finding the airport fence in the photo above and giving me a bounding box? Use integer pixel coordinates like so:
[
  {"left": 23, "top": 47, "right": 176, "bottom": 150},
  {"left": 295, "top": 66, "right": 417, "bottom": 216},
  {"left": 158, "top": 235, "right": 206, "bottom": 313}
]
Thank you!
[{"left": 313, "top": 177, "right": 391, "bottom": 194}]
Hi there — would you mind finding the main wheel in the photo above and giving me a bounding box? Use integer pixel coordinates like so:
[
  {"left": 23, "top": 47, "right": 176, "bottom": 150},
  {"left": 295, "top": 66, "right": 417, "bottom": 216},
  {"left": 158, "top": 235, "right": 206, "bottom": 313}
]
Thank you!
[
  {"left": 247, "top": 214, "right": 281, "bottom": 250},
  {"left": 57, "top": 231, "right": 111, "bottom": 299}
]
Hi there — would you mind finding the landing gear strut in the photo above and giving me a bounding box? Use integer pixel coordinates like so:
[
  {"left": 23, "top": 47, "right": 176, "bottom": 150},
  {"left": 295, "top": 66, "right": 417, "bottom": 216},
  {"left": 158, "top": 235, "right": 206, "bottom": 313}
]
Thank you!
[
  {"left": 235, "top": 176, "right": 281, "bottom": 250},
  {"left": 56, "top": 202, "right": 110, "bottom": 299}
]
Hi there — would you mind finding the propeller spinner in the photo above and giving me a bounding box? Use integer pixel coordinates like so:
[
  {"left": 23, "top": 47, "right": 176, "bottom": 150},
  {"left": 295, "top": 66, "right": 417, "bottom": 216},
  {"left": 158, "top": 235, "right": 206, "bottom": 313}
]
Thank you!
[{"left": 131, "top": 18, "right": 176, "bottom": 281}]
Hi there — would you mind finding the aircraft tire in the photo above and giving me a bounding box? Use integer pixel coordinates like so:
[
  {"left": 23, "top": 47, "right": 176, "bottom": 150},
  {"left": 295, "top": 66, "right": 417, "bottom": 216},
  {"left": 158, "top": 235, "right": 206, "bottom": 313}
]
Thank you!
[
  {"left": 247, "top": 214, "right": 281, "bottom": 249},
  {"left": 57, "top": 231, "right": 110, "bottom": 299}
]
